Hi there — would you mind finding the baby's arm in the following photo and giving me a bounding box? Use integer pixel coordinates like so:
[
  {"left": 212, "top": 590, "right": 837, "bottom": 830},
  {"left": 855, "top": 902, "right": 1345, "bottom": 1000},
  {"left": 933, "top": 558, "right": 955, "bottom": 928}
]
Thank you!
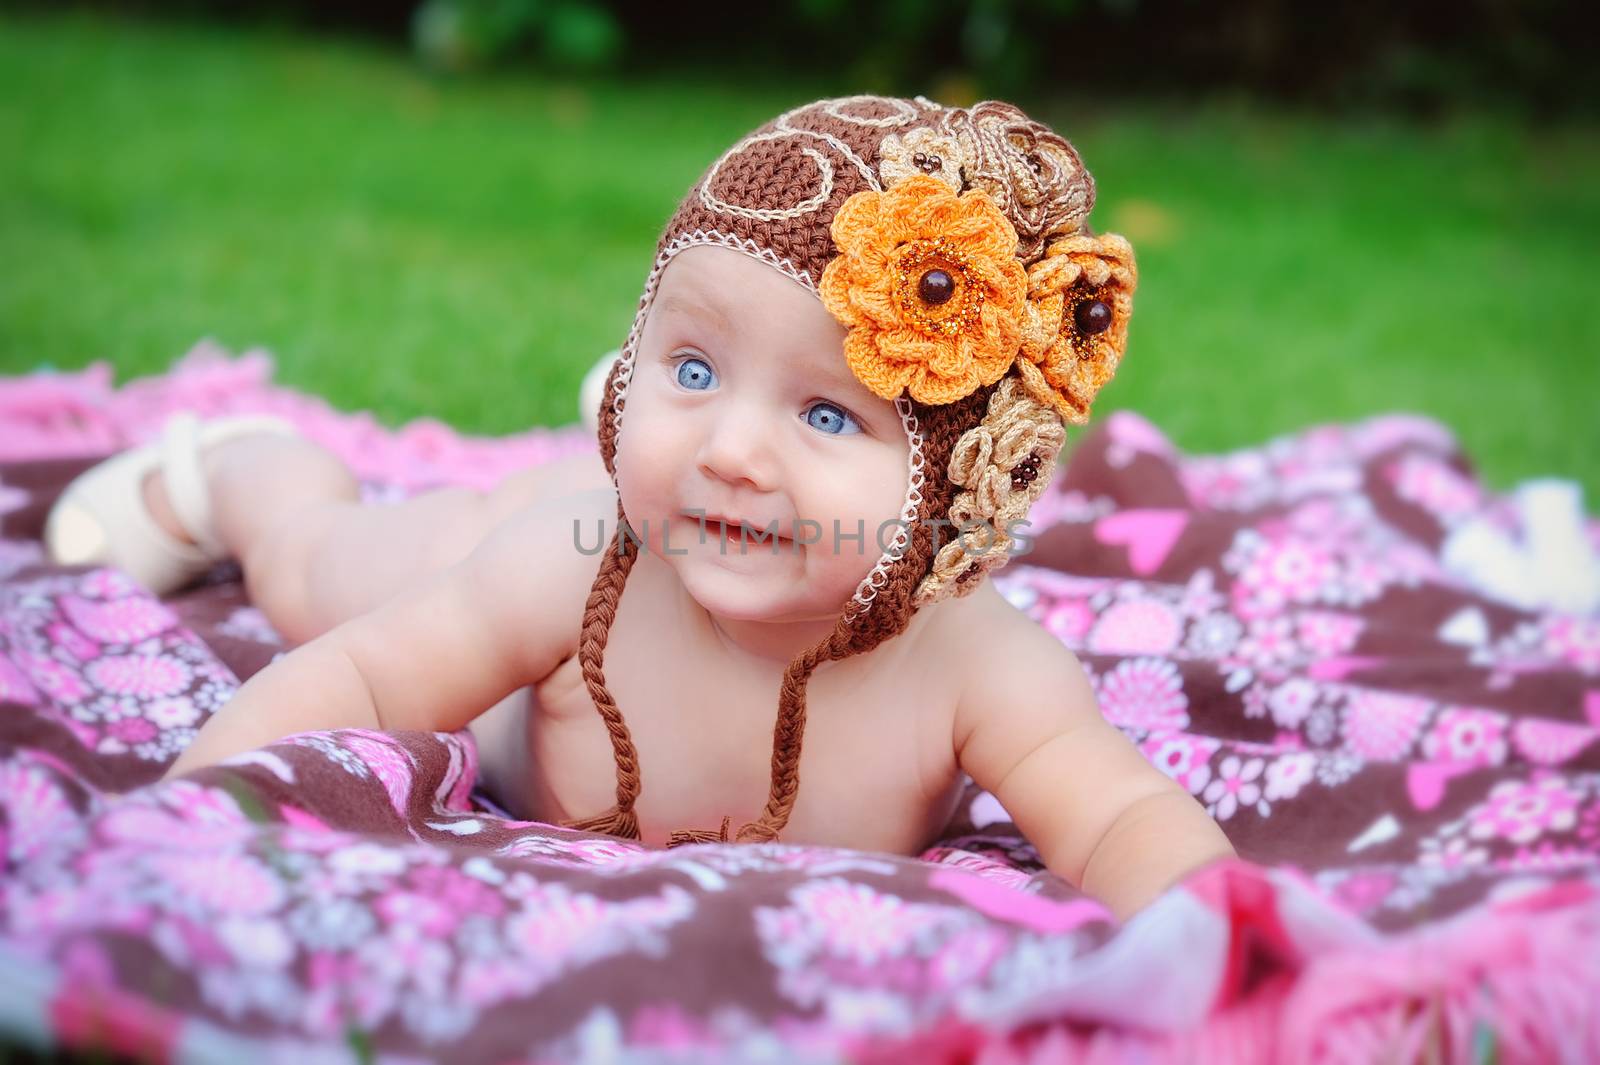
[
  {"left": 166, "top": 490, "right": 606, "bottom": 777},
  {"left": 954, "top": 597, "right": 1235, "bottom": 921}
]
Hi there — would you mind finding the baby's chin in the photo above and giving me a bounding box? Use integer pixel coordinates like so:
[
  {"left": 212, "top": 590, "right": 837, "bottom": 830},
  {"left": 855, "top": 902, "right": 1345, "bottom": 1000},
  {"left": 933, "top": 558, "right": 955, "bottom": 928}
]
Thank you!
[{"left": 666, "top": 550, "right": 864, "bottom": 626}]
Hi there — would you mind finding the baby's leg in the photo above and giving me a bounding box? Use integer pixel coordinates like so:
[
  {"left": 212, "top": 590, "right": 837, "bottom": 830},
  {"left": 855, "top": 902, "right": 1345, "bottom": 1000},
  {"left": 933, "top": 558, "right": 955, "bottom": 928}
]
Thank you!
[
  {"left": 155, "top": 435, "right": 608, "bottom": 644},
  {"left": 249, "top": 451, "right": 610, "bottom": 641}
]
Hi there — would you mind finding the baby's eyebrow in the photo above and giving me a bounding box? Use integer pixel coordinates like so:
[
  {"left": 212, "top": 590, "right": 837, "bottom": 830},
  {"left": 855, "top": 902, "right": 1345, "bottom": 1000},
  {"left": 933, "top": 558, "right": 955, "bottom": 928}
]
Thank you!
[
  {"left": 660, "top": 290, "right": 884, "bottom": 414},
  {"left": 657, "top": 293, "right": 735, "bottom": 338},
  {"left": 792, "top": 357, "right": 898, "bottom": 423},
  {"left": 799, "top": 358, "right": 872, "bottom": 398}
]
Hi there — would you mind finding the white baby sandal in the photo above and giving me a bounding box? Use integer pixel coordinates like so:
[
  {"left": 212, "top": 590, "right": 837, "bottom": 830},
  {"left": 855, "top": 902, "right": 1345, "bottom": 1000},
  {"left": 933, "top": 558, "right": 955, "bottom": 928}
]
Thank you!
[{"left": 44, "top": 411, "right": 298, "bottom": 596}]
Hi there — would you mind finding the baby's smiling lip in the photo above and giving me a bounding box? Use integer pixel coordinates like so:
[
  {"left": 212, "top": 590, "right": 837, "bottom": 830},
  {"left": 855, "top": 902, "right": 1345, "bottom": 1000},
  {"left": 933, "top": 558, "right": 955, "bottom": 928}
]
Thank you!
[{"left": 684, "top": 510, "right": 795, "bottom": 544}]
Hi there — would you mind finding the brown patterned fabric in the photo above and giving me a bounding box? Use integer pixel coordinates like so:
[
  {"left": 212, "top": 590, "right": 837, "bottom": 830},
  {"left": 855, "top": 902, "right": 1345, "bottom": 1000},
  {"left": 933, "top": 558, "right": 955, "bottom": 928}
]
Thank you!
[{"left": 4, "top": 412, "right": 1599, "bottom": 1063}]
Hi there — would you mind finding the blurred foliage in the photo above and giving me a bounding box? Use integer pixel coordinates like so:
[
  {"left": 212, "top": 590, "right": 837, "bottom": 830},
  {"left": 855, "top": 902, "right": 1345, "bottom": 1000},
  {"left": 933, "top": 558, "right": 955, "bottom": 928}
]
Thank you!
[
  {"left": 411, "top": 0, "right": 621, "bottom": 73},
  {"left": 2, "top": 12, "right": 1595, "bottom": 497},
  {"left": 11, "top": 0, "right": 1597, "bottom": 116},
  {"left": 780, "top": 0, "right": 1600, "bottom": 115}
]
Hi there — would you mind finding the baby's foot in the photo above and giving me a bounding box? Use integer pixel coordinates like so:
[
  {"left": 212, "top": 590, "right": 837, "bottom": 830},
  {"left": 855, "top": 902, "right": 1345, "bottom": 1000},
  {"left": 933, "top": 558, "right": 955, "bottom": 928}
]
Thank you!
[
  {"left": 45, "top": 413, "right": 298, "bottom": 594},
  {"left": 140, "top": 468, "right": 198, "bottom": 546},
  {"left": 134, "top": 428, "right": 287, "bottom": 547}
]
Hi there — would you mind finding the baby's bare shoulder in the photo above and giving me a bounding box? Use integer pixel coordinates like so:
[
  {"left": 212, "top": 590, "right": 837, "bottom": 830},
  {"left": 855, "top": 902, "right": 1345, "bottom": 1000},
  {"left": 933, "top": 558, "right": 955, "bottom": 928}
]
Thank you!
[
  {"left": 939, "top": 582, "right": 1204, "bottom": 902},
  {"left": 458, "top": 485, "right": 616, "bottom": 683},
  {"left": 935, "top": 581, "right": 1094, "bottom": 741},
  {"left": 935, "top": 580, "right": 1076, "bottom": 664}
]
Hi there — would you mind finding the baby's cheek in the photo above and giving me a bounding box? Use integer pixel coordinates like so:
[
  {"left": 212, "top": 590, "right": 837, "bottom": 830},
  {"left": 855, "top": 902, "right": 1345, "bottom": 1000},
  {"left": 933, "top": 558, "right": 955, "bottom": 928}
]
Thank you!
[
  {"left": 808, "top": 508, "right": 902, "bottom": 612},
  {"left": 614, "top": 457, "right": 669, "bottom": 534},
  {"left": 811, "top": 470, "right": 909, "bottom": 573},
  {"left": 612, "top": 402, "right": 674, "bottom": 511},
  {"left": 856, "top": 456, "right": 914, "bottom": 542}
]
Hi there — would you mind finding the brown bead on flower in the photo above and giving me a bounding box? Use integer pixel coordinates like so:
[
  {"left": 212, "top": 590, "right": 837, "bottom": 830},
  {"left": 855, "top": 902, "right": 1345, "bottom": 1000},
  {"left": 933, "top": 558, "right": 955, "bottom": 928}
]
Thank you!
[
  {"left": 819, "top": 175, "right": 1028, "bottom": 407},
  {"left": 1016, "top": 232, "right": 1137, "bottom": 424}
]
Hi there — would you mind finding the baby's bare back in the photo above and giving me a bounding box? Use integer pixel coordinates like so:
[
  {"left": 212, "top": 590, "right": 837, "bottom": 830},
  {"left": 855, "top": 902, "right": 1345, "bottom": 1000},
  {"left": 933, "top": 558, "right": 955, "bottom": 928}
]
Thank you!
[{"left": 470, "top": 488, "right": 968, "bottom": 853}]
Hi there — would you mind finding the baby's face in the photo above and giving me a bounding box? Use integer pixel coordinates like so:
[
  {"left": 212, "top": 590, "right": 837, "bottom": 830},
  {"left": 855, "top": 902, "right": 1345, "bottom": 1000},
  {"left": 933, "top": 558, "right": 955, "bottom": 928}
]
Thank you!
[{"left": 613, "top": 244, "right": 911, "bottom": 623}]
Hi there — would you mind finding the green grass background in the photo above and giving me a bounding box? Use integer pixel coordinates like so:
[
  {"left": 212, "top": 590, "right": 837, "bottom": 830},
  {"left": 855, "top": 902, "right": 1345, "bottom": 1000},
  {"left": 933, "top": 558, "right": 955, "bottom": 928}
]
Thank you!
[{"left": 2, "top": 12, "right": 1596, "bottom": 497}]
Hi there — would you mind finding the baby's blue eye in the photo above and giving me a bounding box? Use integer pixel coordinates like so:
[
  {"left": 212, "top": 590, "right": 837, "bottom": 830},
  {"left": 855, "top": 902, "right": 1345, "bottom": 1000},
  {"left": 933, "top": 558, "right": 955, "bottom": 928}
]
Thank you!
[
  {"left": 675, "top": 357, "right": 717, "bottom": 391},
  {"left": 804, "top": 401, "right": 861, "bottom": 436}
]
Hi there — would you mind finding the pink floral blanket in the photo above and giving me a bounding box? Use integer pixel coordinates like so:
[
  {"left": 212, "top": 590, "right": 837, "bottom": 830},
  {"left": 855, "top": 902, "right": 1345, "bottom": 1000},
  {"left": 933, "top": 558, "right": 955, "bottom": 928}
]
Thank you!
[{"left": 1, "top": 349, "right": 1598, "bottom": 1063}]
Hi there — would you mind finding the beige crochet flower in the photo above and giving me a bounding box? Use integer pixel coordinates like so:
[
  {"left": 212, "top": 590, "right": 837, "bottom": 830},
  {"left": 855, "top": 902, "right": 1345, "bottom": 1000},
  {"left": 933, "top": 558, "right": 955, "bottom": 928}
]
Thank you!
[
  {"left": 913, "top": 375, "right": 1066, "bottom": 605},
  {"left": 877, "top": 127, "right": 967, "bottom": 193},
  {"left": 947, "top": 101, "right": 1095, "bottom": 261}
]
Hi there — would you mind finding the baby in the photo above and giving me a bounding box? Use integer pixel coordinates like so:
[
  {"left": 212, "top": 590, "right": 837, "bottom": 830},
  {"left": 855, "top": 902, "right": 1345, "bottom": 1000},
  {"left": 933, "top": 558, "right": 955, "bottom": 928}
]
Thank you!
[{"left": 47, "top": 95, "right": 1234, "bottom": 921}]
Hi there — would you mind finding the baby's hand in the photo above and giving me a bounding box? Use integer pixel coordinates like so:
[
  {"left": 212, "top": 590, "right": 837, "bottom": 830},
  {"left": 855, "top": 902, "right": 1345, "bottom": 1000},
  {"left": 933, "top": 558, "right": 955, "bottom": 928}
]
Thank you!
[{"left": 953, "top": 592, "right": 1235, "bottom": 921}]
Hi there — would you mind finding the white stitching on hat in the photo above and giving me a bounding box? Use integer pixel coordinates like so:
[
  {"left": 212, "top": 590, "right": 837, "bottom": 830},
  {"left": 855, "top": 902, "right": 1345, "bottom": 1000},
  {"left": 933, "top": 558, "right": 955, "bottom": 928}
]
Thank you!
[
  {"left": 699, "top": 131, "right": 835, "bottom": 222},
  {"left": 847, "top": 396, "right": 925, "bottom": 614},
  {"left": 822, "top": 95, "right": 919, "bottom": 128},
  {"left": 772, "top": 121, "right": 882, "bottom": 191}
]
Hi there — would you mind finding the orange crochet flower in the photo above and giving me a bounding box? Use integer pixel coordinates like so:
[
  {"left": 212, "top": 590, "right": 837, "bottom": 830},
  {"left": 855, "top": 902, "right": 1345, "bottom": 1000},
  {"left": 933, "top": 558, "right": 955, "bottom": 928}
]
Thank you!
[
  {"left": 820, "top": 175, "right": 1028, "bottom": 406},
  {"left": 1016, "top": 232, "right": 1137, "bottom": 424}
]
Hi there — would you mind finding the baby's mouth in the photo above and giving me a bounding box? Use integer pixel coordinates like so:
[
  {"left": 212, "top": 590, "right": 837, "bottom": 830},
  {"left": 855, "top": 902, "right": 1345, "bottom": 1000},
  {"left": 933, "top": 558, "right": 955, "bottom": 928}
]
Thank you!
[{"left": 689, "top": 513, "right": 795, "bottom": 547}]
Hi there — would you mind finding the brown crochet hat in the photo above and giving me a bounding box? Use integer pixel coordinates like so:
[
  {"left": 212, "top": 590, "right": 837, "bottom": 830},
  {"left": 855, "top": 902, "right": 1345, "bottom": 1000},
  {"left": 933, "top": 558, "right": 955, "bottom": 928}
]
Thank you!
[{"left": 572, "top": 95, "right": 1137, "bottom": 846}]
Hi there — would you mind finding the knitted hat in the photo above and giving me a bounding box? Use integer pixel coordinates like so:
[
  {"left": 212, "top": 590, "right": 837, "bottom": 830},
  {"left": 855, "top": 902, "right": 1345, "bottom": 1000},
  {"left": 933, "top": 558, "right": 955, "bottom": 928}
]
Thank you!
[{"left": 572, "top": 95, "right": 1137, "bottom": 846}]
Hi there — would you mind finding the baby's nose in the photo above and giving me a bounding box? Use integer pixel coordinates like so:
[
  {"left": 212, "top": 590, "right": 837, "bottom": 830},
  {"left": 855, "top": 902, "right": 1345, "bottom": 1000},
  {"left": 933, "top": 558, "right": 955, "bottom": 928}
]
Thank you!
[{"left": 696, "top": 405, "right": 781, "bottom": 492}]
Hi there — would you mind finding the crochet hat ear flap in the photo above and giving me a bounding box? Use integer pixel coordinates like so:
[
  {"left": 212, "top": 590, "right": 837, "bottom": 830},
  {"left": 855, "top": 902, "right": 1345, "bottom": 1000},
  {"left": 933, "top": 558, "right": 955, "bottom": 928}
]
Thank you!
[{"left": 596, "top": 356, "right": 629, "bottom": 482}]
